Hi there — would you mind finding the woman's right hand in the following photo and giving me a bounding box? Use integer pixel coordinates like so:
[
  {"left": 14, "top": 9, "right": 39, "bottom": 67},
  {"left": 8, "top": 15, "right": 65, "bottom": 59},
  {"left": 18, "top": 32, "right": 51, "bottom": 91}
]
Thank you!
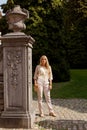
[
  {"left": 34, "top": 83, "right": 38, "bottom": 88},
  {"left": 34, "top": 83, "right": 38, "bottom": 92}
]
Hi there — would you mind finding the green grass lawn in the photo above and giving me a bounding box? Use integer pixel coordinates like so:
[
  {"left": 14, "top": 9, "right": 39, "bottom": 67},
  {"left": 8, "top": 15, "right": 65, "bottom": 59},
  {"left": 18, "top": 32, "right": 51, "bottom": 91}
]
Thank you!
[
  {"left": 33, "top": 69, "right": 87, "bottom": 99},
  {"left": 51, "top": 69, "right": 87, "bottom": 99}
]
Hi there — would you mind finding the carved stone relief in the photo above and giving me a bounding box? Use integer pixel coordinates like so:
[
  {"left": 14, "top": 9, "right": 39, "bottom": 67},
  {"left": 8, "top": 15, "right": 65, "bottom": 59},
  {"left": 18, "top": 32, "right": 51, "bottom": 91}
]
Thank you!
[
  {"left": 4, "top": 47, "right": 23, "bottom": 107},
  {"left": 7, "top": 49, "right": 22, "bottom": 88},
  {"left": 7, "top": 50, "right": 22, "bottom": 87}
]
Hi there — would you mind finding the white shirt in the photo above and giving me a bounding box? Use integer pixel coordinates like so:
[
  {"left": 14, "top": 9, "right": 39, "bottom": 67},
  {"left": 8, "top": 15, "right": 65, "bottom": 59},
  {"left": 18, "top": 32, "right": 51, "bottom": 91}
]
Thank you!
[{"left": 34, "top": 65, "right": 53, "bottom": 81}]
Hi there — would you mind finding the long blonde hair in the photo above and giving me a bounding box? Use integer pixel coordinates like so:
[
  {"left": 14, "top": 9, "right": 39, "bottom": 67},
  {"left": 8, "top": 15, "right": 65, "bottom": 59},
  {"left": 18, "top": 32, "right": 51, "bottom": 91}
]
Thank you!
[{"left": 40, "top": 55, "right": 50, "bottom": 69}]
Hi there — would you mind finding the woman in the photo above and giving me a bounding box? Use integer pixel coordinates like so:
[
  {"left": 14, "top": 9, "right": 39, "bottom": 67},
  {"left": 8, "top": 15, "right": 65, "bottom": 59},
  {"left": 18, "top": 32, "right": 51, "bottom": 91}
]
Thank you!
[{"left": 34, "top": 55, "right": 56, "bottom": 117}]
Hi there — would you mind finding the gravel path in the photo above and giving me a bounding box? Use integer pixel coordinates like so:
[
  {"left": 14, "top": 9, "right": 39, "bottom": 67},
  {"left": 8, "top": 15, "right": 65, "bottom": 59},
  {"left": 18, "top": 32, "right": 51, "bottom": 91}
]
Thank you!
[{"left": 33, "top": 99, "right": 87, "bottom": 130}]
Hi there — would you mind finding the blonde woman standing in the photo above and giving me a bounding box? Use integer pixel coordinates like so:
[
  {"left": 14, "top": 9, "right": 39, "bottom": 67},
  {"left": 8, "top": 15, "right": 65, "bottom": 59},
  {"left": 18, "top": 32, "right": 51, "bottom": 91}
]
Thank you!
[{"left": 34, "top": 55, "right": 56, "bottom": 117}]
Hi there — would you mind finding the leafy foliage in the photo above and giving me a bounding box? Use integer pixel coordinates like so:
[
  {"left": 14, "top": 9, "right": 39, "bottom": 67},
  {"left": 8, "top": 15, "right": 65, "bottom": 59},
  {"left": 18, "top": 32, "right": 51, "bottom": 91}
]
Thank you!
[
  {"left": 61, "top": 0, "right": 87, "bottom": 68},
  {"left": 0, "top": 16, "right": 8, "bottom": 35},
  {"left": 1, "top": 0, "right": 87, "bottom": 81}
]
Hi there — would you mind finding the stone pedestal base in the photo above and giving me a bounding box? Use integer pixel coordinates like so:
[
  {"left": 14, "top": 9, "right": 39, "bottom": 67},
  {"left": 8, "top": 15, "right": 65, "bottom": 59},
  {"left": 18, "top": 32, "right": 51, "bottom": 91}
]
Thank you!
[
  {"left": 0, "top": 116, "right": 35, "bottom": 128},
  {"left": 0, "top": 105, "right": 35, "bottom": 128}
]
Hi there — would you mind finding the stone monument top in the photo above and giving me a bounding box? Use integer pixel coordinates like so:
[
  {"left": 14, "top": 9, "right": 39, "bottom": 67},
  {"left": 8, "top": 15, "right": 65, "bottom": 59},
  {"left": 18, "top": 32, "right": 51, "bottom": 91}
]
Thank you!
[{"left": 6, "top": 5, "right": 29, "bottom": 32}]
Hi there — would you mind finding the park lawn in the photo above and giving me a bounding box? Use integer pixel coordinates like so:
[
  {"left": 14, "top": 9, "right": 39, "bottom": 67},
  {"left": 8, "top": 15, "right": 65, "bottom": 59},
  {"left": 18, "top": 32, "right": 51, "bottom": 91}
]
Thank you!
[{"left": 51, "top": 69, "right": 87, "bottom": 99}]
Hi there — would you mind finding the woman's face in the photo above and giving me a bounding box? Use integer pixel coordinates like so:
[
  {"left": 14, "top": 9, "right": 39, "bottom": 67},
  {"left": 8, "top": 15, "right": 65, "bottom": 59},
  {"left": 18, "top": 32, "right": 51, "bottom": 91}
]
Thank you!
[{"left": 41, "top": 57, "right": 47, "bottom": 66}]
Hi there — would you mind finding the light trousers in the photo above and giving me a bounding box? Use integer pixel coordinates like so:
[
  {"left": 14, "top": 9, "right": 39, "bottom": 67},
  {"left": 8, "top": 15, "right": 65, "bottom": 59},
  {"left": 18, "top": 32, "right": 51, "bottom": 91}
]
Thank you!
[{"left": 37, "top": 78, "right": 53, "bottom": 114}]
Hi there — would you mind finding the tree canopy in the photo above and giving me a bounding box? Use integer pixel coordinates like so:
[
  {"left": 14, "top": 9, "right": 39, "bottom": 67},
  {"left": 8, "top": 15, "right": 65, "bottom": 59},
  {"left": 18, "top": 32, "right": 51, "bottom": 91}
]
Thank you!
[{"left": 0, "top": 0, "right": 87, "bottom": 82}]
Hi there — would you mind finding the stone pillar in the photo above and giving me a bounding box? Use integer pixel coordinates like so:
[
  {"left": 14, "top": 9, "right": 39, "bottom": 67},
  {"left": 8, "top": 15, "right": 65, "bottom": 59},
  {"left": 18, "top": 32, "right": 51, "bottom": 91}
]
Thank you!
[
  {"left": 0, "top": 32, "right": 3, "bottom": 83},
  {"left": 0, "top": 32, "right": 35, "bottom": 128}
]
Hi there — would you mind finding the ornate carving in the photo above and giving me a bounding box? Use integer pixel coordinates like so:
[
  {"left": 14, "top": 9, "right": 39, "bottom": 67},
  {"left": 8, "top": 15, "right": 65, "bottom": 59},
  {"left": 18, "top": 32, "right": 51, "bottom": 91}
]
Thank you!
[
  {"left": 7, "top": 49, "right": 22, "bottom": 88},
  {"left": 6, "top": 5, "right": 29, "bottom": 32}
]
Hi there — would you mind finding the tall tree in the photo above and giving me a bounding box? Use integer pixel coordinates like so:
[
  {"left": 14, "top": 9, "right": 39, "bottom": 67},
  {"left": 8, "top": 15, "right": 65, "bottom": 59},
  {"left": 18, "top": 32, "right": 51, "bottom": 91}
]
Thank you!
[
  {"left": 1, "top": 0, "right": 71, "bottom": 82},
  {"left": 61, "top": 0, "right": 87, "bottom": 68}
]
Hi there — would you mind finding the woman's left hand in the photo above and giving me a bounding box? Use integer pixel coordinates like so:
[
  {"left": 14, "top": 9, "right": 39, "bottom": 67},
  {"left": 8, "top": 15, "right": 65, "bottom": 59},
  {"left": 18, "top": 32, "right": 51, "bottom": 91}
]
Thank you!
[{"left": 49, "top": 85, "right": 52, "bottom": 90}]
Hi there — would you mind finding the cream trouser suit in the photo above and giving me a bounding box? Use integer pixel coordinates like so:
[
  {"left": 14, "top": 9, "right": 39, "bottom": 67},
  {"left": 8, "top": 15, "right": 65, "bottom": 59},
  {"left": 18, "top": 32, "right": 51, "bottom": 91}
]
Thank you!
[
  {"left": 34, "top": 65, "right": 54, "bottom": 114},
  {"left": 37, "top": 78, "right": 53, "bottom": 114}
]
